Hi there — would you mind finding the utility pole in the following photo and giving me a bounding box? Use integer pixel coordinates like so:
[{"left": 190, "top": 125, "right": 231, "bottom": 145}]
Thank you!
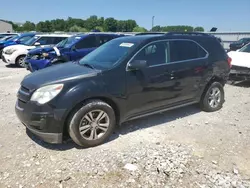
[{"left": 151, "top": 16, "right": 155, "bottom": 31}]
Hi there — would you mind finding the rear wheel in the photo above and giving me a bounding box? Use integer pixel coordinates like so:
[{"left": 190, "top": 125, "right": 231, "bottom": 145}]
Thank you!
[
  {"left": 15, "top": 55, "right": 26, "bottom": 67},
  {"left": 200, "top": 82, "right": 224, "bottom": 112},
  {"left": 68, "top": 100, "right": 116, "bottom": 147}
]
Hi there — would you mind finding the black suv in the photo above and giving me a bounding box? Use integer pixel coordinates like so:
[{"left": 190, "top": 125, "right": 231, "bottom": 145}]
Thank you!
[{"left": 15, "top": 32, "right": 231, "bottom": 147}]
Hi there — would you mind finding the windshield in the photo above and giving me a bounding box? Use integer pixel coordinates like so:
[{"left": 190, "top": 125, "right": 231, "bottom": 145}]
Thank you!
[
  {"left": 239, "top": 43, "right": 250, "bottom": 53},
  {"left": 79, "top": 39, "right": 138, "bottom": 70},
  {"left": 55, "top": 38, "right": 68, "bottom": 47},
  {"left": 23, "top": 36, "right": 39, "bottom": 46},
  {"left": 237, "top": 38, "right": 250, "bottom": 43},
  {"left": 56, "top": 36, "right": 81, "bottom": 48},
  {"left": 7, "top": 35, "right": 20, "bottom": 41}
]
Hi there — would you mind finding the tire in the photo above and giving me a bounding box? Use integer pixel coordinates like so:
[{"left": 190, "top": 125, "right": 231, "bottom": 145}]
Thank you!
[
  {"left": 200, "top": 82, "right": 225, "bottom": 112},
  {"left": 68, "top": 100, "right": 116, "bottom": 147},
  {"left": 15, "top": 55, "right": 26, "bottom": 67}
]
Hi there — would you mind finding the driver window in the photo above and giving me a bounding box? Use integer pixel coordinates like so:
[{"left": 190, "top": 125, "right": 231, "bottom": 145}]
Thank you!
[{"left": 134, "top": 41, "right": 169, "bottom": 66}]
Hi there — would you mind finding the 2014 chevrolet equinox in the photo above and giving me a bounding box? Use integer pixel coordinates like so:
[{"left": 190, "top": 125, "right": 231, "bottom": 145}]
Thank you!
[{"left": 15, "top": 32, "right": 231, "bottom": 147}]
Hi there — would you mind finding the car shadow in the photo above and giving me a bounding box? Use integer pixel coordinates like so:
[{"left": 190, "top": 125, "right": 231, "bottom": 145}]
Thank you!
[
  {"left": 27, "top": 104, "right": 201, "bottom": 151},
  {"left": 5, "top": 64, "right": 22, "bottom": 68}
]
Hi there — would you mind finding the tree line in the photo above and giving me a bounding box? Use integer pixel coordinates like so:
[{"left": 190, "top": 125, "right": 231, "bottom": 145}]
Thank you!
[{"left": 3, "top": 16, "right": 204, "bottom": 33}]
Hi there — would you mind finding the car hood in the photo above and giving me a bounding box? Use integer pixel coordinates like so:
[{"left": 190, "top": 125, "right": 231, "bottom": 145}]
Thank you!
[
  {"left": 3, "top": 44, "right": 35, "bottom": 51},
  {"left": 228, "top": 51, "right": 250, "bottom": 68},
  {"left": 21, "top": 62, "right": 100, "bottom": 90}
]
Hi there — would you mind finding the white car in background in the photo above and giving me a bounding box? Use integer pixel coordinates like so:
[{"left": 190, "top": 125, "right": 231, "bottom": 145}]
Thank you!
[
  {"left": 228, "top": 42, "right": 250, "bottom": 81},
  {"left": 2, "top": 34, "right": 71, "bottom": 67}
]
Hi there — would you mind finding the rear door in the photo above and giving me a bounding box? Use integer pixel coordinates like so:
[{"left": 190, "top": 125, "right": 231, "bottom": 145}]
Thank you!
[
  {"left": 71, "top": 35, "right": 97, "bottom": 60},
  {"left": 165, "top": 39, "right": 209, "bottom": 103}
]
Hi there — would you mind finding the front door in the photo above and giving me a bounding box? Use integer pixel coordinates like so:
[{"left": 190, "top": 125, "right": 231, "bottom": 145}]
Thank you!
[{"left": 125, "top": 40, "right": 176, "bottom": 117}]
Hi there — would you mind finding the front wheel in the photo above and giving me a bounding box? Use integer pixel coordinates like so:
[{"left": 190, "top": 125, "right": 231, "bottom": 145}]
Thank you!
[
  {"left": 15, "top": 55, "right": 26, "bottom": 67},
  {"left": 68, "top": 100, "right": 116, "bottom": 147},
  {"left": 200, "top": 82, "right": 225, "bottom": 112}
]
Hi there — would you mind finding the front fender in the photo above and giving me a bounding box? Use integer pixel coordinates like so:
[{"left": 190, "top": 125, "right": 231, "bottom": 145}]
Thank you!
[{"left": 28, "top": 59, "right": 52, "bottom": 70}]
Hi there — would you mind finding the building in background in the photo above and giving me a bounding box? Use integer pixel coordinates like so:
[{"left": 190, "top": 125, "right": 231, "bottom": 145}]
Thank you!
[{"left": 0, "top": 20, "right": 13, "bottom": 32}]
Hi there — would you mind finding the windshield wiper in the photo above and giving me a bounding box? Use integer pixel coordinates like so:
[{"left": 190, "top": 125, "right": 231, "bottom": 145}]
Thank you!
[{"left": 81, "top": 63, "right": 95, "bottom": 69}]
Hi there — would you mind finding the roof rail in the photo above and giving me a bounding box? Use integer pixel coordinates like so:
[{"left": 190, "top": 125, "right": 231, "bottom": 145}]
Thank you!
[
  {"left": 166, "top": 32, "right": 211, "bottom": 37},
  {"left": 135, "top": 32, "right": 166, "bottom": 36}
]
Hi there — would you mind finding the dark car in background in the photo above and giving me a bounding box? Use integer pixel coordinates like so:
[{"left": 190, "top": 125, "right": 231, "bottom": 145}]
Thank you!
[
  {"left": 229, "top": 38, "right": 250, "bottom": 51},
  {"left": 25, "top": 33, "right": 124, "bottom": 72},
  {"left": 15, "top": 32, "right": 231, "bottom": 147}
]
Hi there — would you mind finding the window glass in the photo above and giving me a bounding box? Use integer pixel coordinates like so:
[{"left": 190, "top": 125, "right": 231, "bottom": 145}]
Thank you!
[
  {"left": 79, "top": 39, "right": 138, "bottom": 70},
  {"left": 169, "top": 40, "right": 206, "bottom": 62},
  {"left": 75, "top": 36, "right": 97, "bottom": 49},
  {"left": 37, "top": 37, "right": 54, "bottom": 45},
  {"left": 98, "top": 35, "right": 113, "bottom": 46},
  {"left": 19, "top": 36, "right": 32, "bottom": 43},
  {"left": 134, "top": 41, "right": 169, "bottom": 66},
  {"left": 53, "top": 37, "right": 67, "bottom": 44},
  {"left": 240, "top": 43, "right": 250, "bottom": 53}
]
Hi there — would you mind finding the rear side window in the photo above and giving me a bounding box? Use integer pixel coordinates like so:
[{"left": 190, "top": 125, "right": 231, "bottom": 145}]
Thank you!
[
  {"left": 37, "top": 37, "right": 54, "bottom": 45},
  {"left": 169, "top": 40, "right": 207, "bottom": 62},
  {"left": 75, "top": 36, "right": 97, "bottom": 49},
  {"left": 98, "top": 35, "right": 114, "bottom": 46}
]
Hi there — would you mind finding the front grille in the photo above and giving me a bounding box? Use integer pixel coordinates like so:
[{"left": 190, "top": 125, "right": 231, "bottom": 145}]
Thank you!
[{"left": 17, "top": 85, "right": 31, "bottom": 103}]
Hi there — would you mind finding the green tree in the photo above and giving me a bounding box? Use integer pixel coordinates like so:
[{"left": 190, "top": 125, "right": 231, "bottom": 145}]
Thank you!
[
  {"left": 95, "top": 26, "right": 104, "bottom": 32},
  {"left": 36, "top": 21, "right": 52, "bottom": 32},
  {"left": 125, "top": 20, "right": 137, "bottom": 32},
  {"left": 104, "top": 17, "right": 117, "bottom": 32},
  {"left": 69, "top": 25, "right": 88, "bottom": 32},
  {"left": 22, "top": 21, "right": 36, "bottom": 31},
  {"left": 194, "top": 27, "right": 204, "bottom": 32},
  {"left": 133, "top": 26, "right": 147, "bottom": 32},
  {"left": 152, "top": 25, "right": 162, "bottom": 32},
  {"left": 50, "top": 19, "right": 66, "bottom": 32},
  {"left": 117, "top": 20, "right": 126, "bottom": 32},
  {"left": 85, "top": 15, "right": 99, "bottom": 30}
]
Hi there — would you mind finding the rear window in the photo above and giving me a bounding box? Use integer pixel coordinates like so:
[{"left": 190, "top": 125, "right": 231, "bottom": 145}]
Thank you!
[
  {"left": 169, "top": 40, "right": 207, "bottom": 62},
  {"left": 198, "top": 38, "right": 227, "bottom": 62}
]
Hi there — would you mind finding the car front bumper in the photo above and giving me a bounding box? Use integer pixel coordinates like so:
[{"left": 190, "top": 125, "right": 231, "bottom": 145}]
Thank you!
[
  {"left": 15, "top": 86, "right": 67, "bottom": 144},
  {"left": 2, "top": 53, "right": 16, "bottom": 64},
  {"left": 229, "top": 65, "right": 250, "bottom": 81}
]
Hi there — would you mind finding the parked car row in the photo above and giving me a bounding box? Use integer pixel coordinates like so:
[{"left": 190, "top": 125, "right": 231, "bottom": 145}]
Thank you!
[
  {"left": 14, "top": 32, "right": 232, "bottom": 147},
  {"left": 1, "top": 32, "right": 125, "bottom": 70}
]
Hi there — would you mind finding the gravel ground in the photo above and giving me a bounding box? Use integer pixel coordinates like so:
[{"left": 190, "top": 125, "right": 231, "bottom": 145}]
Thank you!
[{"left": 0, "top": 61, "right": 250, "bottom": 188}]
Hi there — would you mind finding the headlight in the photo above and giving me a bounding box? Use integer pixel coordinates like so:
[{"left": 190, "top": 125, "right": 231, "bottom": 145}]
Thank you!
[
  {"left": 5, "top": 48, "right": 17, "bottom": 55},
  {"left": 31, "top": 84, "right": 64, "bottom": 104}
]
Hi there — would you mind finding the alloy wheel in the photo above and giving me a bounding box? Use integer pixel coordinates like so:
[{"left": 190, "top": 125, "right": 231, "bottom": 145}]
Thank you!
[
  {"left": 208, "top": 87, "right": 221, "bottom": 108},
  {"left": 79, "top": 110, "right": 110, "bottom": 140}
]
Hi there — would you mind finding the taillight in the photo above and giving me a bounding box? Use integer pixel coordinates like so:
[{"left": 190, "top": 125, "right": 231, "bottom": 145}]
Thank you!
[{"left": 227, "top": 57, "right": 232, "bottom": 68}]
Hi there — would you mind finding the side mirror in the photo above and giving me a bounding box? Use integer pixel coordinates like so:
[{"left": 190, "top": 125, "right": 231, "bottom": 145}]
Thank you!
[
  {"left": 236, "top": 49, "right": 240, "bottom": 52},
  {"left": 16, "top": 40, "right": 21, "bottom": 44},
  {"left": 127, "top": 60, "right": 147, "bottom": 70},
  {"left": 34, "top": 42, "right": 40, "bottom": 46}
]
